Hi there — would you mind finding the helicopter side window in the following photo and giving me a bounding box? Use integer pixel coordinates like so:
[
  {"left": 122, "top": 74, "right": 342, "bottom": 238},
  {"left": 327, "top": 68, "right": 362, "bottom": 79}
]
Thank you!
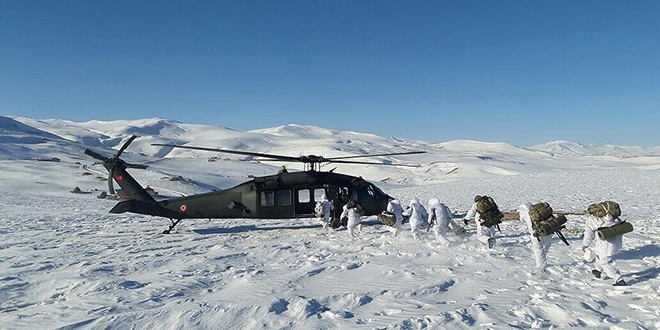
[
  {"left": 298, "top": 189, "right": 311, "bottom": 203},
  {"left": 260, "top": 191, "right": 275, "bottom": 206},
  {"left": 313, "top": 188, "right": 325, "bottom": 201},
  {"left": 276, "top": 190, "right": 292, "bottom": 206}
]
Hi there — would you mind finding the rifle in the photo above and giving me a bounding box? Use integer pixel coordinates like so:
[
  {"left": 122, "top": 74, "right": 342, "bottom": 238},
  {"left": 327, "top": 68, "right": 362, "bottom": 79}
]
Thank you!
[
  {"left": 427, "top": 213, "right": 436, "bottom": 233},
  {"left": 556, "top": 227, "right": 570, "bottom": 246}
]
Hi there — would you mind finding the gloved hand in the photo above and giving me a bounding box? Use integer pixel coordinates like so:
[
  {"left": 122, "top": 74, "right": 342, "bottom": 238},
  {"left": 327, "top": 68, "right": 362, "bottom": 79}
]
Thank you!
[
  {"left": 463, "top": 218, "right": 469, "bottom": 226},
  {"left": 582, "top": 245, "right": 589, "bottom": 252}
]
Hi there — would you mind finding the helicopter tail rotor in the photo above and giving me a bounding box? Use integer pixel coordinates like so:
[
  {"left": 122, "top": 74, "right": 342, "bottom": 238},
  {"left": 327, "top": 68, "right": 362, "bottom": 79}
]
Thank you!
[{"left": 84, "top": 135, "right": 149, "bottom": 195}]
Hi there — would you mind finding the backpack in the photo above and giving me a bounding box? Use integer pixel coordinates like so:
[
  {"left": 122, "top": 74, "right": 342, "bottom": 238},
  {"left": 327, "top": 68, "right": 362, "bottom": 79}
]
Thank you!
[
  {"left": 535, "top": 214, "right": 570, "bottom": 245},
  {"left": 587, "top": 201, "right": 621, "bottom": 218},
  {"left": 476, "top": 196, "right": 504, "bottom": 228},
  {"left": 527, "top": 202, "right": 570, "bottom": 245},
  {"left": 529, "top": 202, "right": 553, "bottom": 223},
  {"left": 378, "top": 211, "right": 396, "bottom": 226},
  {"left": 346, "top": 199, "right": 364, "bottom": 217},
  {"left": 529, "top": 202, "right": 555, "bottom": 237}
]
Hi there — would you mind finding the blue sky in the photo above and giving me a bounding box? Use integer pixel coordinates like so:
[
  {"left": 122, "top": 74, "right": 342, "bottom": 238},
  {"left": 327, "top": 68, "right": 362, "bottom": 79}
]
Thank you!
[{"left": 2, "top": 1, "right": 659, "bottom": 147}]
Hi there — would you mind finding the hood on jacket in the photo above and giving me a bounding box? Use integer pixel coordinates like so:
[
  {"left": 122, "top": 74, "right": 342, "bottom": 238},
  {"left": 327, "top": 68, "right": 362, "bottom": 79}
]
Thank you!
[
  {"left": 518, "top": 202, "right": 532, "bottom": 214},
  {"left": 518, "top": 202, "right": 532, "bottom": 219}
]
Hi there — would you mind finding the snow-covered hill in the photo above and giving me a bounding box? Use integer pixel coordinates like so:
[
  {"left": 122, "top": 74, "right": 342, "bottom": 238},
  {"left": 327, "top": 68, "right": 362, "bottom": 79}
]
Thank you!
[
  {"left": 3, "top": 116, "right": 660, "bottom": 186},
  {"left": 531, "top": 140, "right": 660, "bottom": 158}
]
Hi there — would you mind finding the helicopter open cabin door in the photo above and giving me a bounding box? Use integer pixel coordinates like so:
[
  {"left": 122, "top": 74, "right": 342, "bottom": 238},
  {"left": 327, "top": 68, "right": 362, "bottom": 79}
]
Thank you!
[{"left": 294, "top": 187, "right": 327, "bottom": 218}]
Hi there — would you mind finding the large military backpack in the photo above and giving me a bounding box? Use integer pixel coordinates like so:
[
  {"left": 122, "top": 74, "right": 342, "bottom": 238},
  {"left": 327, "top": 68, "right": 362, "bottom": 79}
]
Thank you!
[
  {"left": 346, "top": 199, "right": 364, "bottom": 217},
  {"left": 529, "top": 202, "right": 553, "bottom": 223},
  {"left": 314, "top": 201, "right": 323, "bottom": 218},
  {"left": 377, "top": 211, "right": 396, "bottom": 226},
  {"left": 476, "top": 196, "right": 504, "bottom": 229},
  {"left": 587, "top": 201, "right": 621, "bottom": 218},
  {"left": 528, "top": 202, "right": 570, "bottom": 245}
]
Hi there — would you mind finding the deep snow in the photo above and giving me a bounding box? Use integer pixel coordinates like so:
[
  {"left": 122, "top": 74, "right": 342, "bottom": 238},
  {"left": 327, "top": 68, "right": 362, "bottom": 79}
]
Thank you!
[{"left": 1, "top": 117, "right": 659, "bottom": 329}]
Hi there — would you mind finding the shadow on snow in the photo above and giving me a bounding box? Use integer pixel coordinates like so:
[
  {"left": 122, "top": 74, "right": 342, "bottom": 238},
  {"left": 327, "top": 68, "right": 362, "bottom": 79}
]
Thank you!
[{"left": 191, "top": 219, "right": 383, "bottom": 235}]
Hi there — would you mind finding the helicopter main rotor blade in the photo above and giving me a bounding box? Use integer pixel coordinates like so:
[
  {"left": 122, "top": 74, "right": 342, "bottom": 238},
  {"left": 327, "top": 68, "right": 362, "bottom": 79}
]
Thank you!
[
  {"left": 326, "top": 150, "right": 426, "bottom": 161},
  {"left": 324, "top": 159, "right": 422, "bottom": 167},
  {"left": 108, "top": 168, "right": 116, "bottom": 195},
  {"left": 84, "top": 149, "right": 109, "bottom": 161},
  {"left": 152, "top": 143, "right": 424, "bottom": 168},
  {"left": 126, "top": 163, "right": 149, "bottom": 169},
  {"left": 115, "top": 135, "right": 137, "bottom": 159},
  {"left": 151, "top": 144, "right": 302, "bottom": 162},
  {"left": 229, "top": 157, "right": 422, "bottom": 167}
]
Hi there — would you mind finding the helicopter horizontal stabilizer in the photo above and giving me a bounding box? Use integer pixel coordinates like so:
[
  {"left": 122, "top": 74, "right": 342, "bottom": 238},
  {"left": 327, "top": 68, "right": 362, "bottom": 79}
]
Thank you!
[{"left": 109, "top": 200, "right": 134, "bottom": 213}]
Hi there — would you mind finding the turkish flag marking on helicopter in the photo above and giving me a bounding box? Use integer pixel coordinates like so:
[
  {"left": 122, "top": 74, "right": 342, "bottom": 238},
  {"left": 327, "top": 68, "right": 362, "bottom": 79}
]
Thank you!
[
  {"left": 115, "top": 174, "right": 123, "bottom": 181},
  {"left": 180, "top": 204, "right": 187, "bottom": 212}
]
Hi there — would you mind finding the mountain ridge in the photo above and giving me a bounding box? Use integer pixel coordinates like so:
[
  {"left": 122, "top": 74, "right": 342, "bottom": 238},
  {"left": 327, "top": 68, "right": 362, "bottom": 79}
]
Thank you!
[
  {"left": 8, "top": 116, "right": 659, "bottom": 156},
  {"left": 2, "top": 116, "right": 660, "bottom": 185}
]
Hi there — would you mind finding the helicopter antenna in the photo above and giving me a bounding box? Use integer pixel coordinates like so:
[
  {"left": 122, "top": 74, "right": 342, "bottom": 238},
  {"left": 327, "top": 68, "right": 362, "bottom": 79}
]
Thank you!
[{"left": 151, "top": 143, "right": 426, "bottom": 171}]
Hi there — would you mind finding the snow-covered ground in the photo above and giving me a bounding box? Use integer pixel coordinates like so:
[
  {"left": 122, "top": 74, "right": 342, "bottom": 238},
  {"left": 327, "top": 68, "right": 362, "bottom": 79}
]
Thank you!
[{"left": 1, "top": 117, "right": 659, "bottom": 329}]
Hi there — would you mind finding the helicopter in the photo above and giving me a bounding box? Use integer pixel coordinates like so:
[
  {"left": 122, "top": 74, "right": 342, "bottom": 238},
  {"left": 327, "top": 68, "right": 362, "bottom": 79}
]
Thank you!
[{"left": 84, "top": 135, "right": 425, "bottom": 233}]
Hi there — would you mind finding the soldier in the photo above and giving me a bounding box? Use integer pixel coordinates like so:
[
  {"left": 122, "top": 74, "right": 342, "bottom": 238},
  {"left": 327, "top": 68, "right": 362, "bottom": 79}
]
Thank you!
[
  {"left": 402, "top": 197, "right": 428, "bottom": 240},
  {"left": 315, "top": 194, "right": 334, "bottom": 229},
  {"left": 340, "top": 199, "right": 363, "bottom": 237},
  {"left": 582, "top": 201, "right": 629, "bottom": 286},
  {"left": 464, "top": 195, "right": 501, "bottom": 249},
  {"left": 386, "top": 198, "right": 404, "bottom": 237},
  {"left": 427, "top": 198, "right": 464, "bottom": 246},
  {"left": 520, "top": 202, "right": 553, "bottom": 271}
]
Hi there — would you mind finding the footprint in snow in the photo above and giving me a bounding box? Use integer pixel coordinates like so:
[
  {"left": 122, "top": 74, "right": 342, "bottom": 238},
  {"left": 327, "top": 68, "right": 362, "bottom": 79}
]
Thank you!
[
  {"left": 345, "top": 261, "right": 363, "bottom": 270},
  {"left": 306, "top": 267, "right": 325, "bottom": 277}
]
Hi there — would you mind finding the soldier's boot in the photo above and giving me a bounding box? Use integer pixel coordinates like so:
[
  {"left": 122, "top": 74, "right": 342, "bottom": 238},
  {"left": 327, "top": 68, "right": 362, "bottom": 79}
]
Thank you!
[
  {"left": 487, "top": 238, "right": 495, "bottom": 249},
  {"left": 591, "top": 269, "right": 602, "bottom": 279},
  {"left": 613, "top": 278, "right": 627, "bottom": 286}
]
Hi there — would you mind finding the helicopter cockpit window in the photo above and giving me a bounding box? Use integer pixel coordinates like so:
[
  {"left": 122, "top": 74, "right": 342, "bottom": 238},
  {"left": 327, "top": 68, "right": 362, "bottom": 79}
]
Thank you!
[
  {"left": 298, "top": 189, "right": 311, "bottom": 203},
  {"left": 366, "top": 185, "right": 375, "bottom": 197},
  {"left": 276, "top": 190, "right": 292, "bottom": 206},
  {"left": 260, "top": 191, "right": 275, "bottom": 206},
  {"left": 366, "top": 183, "right": 386, "bottom": 198}
]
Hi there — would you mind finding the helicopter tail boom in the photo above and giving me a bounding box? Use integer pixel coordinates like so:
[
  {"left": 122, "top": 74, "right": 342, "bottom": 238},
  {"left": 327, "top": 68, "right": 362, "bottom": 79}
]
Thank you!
[
  {"left": 110, "top": 199, "right": 184, "bottom": 219},
  {"left": 86, "top": 136, "right": 189, "bottom": 233}
]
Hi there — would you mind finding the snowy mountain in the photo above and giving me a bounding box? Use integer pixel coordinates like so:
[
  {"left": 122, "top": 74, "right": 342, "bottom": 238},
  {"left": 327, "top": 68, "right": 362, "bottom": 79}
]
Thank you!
[
  {"left": 1, "top": 116, "right": 659, "bottom": 329},
  {"left": 530, "top": 140, "right": 660, "bottom": 158},
  {"left": 4, "top": 116, "right": 660, "bottom": 185}
]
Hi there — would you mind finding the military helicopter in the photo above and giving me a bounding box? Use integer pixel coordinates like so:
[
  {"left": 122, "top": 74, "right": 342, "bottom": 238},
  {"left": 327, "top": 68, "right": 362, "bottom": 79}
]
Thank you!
[{"left": 85, "top": 135, "right": 425, "bottom": 233}]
